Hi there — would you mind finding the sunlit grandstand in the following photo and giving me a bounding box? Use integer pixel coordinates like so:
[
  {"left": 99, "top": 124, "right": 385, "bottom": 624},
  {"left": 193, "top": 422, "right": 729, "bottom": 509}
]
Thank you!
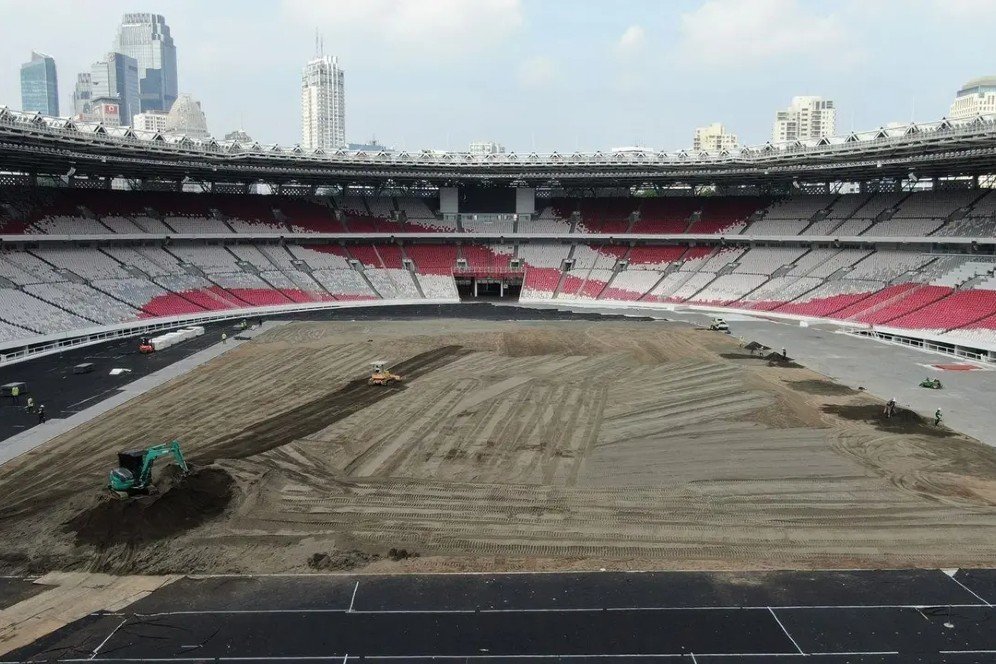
[{"left": 2, "top": 107, "right": 996, "bottom": 361}]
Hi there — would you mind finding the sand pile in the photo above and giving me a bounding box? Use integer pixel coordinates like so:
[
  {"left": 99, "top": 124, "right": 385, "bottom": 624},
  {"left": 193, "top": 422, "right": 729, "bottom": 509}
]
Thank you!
[{"left": 65, "top": 467, "right": 234, "bottom": 547}]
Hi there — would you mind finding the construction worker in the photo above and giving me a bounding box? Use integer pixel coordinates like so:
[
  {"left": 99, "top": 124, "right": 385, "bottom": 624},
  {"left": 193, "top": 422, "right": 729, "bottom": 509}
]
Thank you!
[
  {"left": 782, "top": 348, "right": 788, "bottom": 359},
  {"left": 934, "top": 408, "right": 942, "bottom": 426},
  {"left": 885, "top": 398, "right": 896, "bottom": 418},
  {"left": 37, "top": 405, "right": 46, "bottom": 424},
  {"left": 25, "top": 396, "right": 34, "bottom": 414},
  {"left": 221, "top": 332, "right": 228, "bottom": 344}
]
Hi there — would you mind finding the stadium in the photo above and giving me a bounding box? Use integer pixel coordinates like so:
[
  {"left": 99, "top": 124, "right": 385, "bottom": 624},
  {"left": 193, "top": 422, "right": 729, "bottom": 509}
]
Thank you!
[{"left": 1, "top": 107, "right": 996, "bottom": 660}]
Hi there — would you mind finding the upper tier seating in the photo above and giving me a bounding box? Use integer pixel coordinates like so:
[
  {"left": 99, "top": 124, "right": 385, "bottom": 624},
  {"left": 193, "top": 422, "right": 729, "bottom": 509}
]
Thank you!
[
  {"left": 32, "top": 216, "right": 112, "bottom": 235},
  {"left": 892, "top": 190, "right": 980, "bottom": 219},
  {"left": 631, "top": 198, "right": 699, "bottom": 233},
  {"left": 7, "top": 190, "right": 996, "bottom": 239},
  {"left": 165, "top": 216, "right": 233, "bottom": 234},
  {"left": 461, "top": 215, "right": 515, "bottom": 234},
  {"left": 626, "top": 245, "right": 687, "bottom": 269}
]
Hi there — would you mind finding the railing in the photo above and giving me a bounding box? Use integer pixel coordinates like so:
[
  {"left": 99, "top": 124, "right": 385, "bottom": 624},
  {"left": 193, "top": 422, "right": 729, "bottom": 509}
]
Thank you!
[{"left": 453, "top": 266, "right": 525, "bottom": 278}]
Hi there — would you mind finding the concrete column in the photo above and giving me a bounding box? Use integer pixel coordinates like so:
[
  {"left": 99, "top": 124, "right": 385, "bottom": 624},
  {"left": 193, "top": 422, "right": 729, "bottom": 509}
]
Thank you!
[
  {"left": 515, "top": 187, "right": 536, "bottom": 216},
  {"left": 439, "top": 187, "right": 459, "bottom": 215}
]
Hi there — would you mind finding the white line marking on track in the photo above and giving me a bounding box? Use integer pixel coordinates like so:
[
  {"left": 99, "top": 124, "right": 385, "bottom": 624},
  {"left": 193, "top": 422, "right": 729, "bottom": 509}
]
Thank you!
[
  {"left": 12, "top": 651, "right": 910, "bottom": 662},
  {"left": 119, "top": 601, "right": 990, "bottom": 617},
  {"left": 947, "top": 574, "right": 992, "bottom": 606},
  {"left": 689, "top": 653, "right": 698, "bottom": 663},
  {"left": 88, "top": 617, "right": 127, "bottom": 660},
  {"left": 68, "top": 389, "right": 116, "bottom": 409},
  {"left": 348, "top": 581, "right": 359, "bottom": 612},
  {"left": 768, "top": 607, "right": 805, "bottom": 655}
]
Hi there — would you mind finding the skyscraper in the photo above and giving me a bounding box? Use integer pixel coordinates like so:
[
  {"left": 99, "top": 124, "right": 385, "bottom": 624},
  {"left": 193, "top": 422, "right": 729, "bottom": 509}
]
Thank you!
[
  {"left": 90, "top": 52, "right": 140, "bottom": 126},
  {"left": 301, "top": 52, "right": 346, "bottom": 150},
  {"left": 72, "top": 73, "right": 93, "bottom": 118},
  {"left": 772, "top": 96, "right": 836, "bottom": 143},
  {"left": 114, "top": 13, "right": 178, "bottom": 113},
  {"left": 20, "top": 52, "right": 59, "bottom": 116}
]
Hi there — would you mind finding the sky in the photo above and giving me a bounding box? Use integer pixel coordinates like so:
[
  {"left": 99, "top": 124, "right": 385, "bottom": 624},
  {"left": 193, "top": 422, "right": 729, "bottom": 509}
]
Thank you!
[{"left": 0, "top": 0, "right": 993, "bottom": 152}]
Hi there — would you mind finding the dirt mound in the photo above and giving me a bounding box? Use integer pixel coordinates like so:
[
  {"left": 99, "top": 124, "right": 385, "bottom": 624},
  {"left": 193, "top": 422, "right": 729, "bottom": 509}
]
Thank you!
[
  {"left": 788, "top": 379, "right": 857, "bottom": 396},
  {"left": 720, "top": 352, "right": 768, "bottom": 361},
  {"left": 307, "top": 549, "right": 380, "bottom": 571},
  {"left": 65, "top": 467, "right": 234, "bottom": 547},
  {"left": 765, "top": 352, "right": 803, "bottom": 368},
  {"left": 822, "top": 403, "right": 955, "bottom": 438},
  {"left": 743, "top": 341, "right": 770, "bottom": 352}
]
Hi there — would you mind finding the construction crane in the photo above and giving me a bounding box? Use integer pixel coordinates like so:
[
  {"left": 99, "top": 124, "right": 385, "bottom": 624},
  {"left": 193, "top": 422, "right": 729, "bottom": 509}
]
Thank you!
[
  {"left": 108, "top": 440, "right": 189, "bottom": 496},
  {"left": 369, "top": 361, "right": 403, "bottom": 386}
]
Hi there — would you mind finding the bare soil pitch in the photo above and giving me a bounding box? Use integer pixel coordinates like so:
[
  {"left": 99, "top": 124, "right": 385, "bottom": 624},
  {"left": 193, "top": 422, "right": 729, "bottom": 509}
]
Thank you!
[{"left": 0, "top": 319, "right": 994, "bottom": 575}]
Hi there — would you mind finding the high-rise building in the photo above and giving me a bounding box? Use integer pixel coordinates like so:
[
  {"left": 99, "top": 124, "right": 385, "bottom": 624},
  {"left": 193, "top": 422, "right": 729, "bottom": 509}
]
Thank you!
[
  {"left": 469, "top": 141, "right": 506, "bottom": 155},
  {"left": 114, "top": 13, "right": 178, "bottom": 113},
  {"left": 20, "top": 52, "right": 59, "bottom": 116},
  {"left": 692, "top": 123, "right": 738, "bottom": 152},
  {"left": 949, "top": 76, "right": 996, "bottom": 120},
  {"left": 89, "top": 52, "right": 140, "bottom": 126},
  {"left": 772, "top": 96, "right": 836, "bottom": 143},
  {"left": 164, "top": 93, "right": 209, "bottom": 139},
  {"left": 133, "top": 110, "right": 168, "bottom": 133},
  {"left": 301, "top": 54, "right": 346, "bottom": 150},
  {"left": 72, "top": 73, "right": 92, "bottom": 118}
]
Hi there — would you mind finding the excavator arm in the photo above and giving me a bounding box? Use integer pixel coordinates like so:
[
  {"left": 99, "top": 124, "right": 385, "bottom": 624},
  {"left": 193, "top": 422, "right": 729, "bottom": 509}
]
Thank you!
[{"left": 138, "top": 440, "right": 189, "bottom": 485}]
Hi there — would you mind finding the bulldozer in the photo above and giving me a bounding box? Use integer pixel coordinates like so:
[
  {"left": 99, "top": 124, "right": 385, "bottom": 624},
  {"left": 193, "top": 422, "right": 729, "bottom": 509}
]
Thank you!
[
  {"left": 108, "top": 440, "right": 189, "bottom": 496},
  {"left": 369, "top": 361, "right": 403, "bottom": 386}
]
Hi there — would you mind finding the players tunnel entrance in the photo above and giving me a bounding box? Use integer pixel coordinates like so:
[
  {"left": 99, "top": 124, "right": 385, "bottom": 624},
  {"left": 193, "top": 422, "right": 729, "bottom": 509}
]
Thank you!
[{"left": 455, "top": 273, "right": 522, "bottom": 300}]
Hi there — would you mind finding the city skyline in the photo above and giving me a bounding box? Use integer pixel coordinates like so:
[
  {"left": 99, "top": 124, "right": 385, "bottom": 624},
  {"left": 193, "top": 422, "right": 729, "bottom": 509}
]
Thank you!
[{"left": 2, "top": 0, "right": 995, "bottom": 151}]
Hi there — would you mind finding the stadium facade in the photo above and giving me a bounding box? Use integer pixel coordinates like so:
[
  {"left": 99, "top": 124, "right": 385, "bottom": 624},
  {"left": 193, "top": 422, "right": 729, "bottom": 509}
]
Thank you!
[{"left": 1, "top": 107, "right": 995, "bottom": 365}]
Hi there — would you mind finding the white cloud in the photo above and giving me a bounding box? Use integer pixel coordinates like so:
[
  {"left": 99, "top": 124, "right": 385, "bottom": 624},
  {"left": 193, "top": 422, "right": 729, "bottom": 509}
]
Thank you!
[
  {"left": 616, "top": 25, "right": 646, "bottom": 58},
  {"left": 518, "top": 56, "right": 558, "bottom": 88},
  {"left": 931, "top": 0, "right": 996, "bottom": 18},
  {"left": 281, "top": 0, "right": 524, "bottom": 59},
  {"left": 672, "top": 0, "right": 852, "bottom": 68}
]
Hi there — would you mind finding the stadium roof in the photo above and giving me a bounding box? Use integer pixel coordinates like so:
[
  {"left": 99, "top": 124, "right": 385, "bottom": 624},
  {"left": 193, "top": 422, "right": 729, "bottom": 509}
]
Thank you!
[{"left": 2, "top": 107, "right": 996, "bottom": 187}]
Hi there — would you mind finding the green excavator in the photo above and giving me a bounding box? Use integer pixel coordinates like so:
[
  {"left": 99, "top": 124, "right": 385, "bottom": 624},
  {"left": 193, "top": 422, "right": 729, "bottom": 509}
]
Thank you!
[{"left": 108, "top": 440, "right": 189, "bottom": 496}]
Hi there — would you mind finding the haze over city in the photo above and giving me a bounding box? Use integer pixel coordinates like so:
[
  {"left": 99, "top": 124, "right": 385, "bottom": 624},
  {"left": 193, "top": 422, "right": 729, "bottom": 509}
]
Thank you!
[{"left": 1, "top": 0, "right": 994, "bottom": 151}]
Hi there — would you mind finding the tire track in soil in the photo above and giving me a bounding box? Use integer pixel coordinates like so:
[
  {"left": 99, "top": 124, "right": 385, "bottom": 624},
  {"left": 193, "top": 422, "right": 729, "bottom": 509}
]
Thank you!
[{"left": 199, "top": 345, "right": 471, "bottom": 462}]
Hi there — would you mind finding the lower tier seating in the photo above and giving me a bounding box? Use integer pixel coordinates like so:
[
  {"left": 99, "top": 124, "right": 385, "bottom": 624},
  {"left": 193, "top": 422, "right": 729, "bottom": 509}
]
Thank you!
[{"left": 0, "top": 241, "right": 994, "bottom": 353}]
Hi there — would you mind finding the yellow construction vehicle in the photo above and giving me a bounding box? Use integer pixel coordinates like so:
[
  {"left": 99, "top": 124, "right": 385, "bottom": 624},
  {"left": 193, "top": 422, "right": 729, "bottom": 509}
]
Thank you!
[{"left": 369, "top": 361, "right": 403, "bottom": 386}]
